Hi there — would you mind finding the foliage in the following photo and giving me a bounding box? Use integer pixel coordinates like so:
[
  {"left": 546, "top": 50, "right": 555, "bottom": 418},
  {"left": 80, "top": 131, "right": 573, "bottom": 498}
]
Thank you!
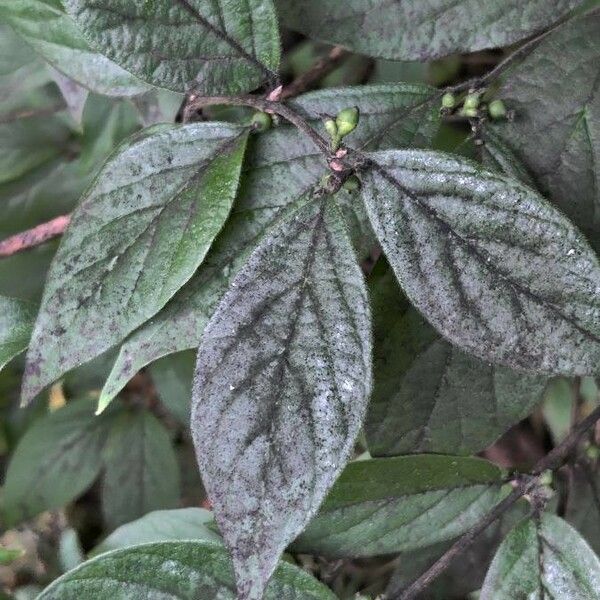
[{"left": 0, "top": 1, "right": 599, "bottom": 600}]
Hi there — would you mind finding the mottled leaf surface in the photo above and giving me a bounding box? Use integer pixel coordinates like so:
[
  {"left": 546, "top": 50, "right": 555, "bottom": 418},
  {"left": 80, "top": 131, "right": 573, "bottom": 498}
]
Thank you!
[
  {"left": 192, "top": 197, "right": 371, "bottom": 599},
  {"left": 22, "top": 123, "right": 248, "bottom": 405},
  {"left": 362, "top": 150, "right": 600, "bottom": 376},
  {"left": 0, "top": 295, "right": 35, "bottom": 372},
  {"left": 101, "top": 84, "right": 439, "bottom": 405},
  {"left": 365, "top": 263, "right": 548, "bottom": 456},
  {"left": 93, "top": 508, "right": 220, "bottom": 555},
  {"left": 565, "top": 463, "right": 600, "bottom": 555},
  {"left": 1, "top": 398, "right": 115, "bottom": 525},
  {"left": 491, "top": 9, "right": 600, "bottom": 240},
  {"left": 276, "top": 0, "right": 580, "bottom": 60},
  {"left": 63, "top": 0, "right": 280, "bottom": 94},
  {"left": 481, "top": 513, "right": 600, "bottom": 599},
  {"left": 101, "top": 409, "right": 181, "bottom": 530},
  {"left": 293, "top": 456, "right": 504, "bottom": 557},
  {"left": 38, "top": 541, "right": 337, "bottom": 600},
  {"left": 481, "top": 127, "right": 536, "bottom": 187},
  {"left": 0, "top": 0, "right": 148, "bottom": 96}
]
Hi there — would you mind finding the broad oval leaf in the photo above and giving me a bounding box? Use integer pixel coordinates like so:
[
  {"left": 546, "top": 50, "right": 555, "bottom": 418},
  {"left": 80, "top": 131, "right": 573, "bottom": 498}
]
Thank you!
[
  {"left": 491, "top": 9, "right": 600, "bottom": 241},
  {"left": 101, "top": 409, "right": 181, "bottom": 530},
  {"left": 365, "top": 263, "right": 548, "bottom": 456},
  {"left": 361, "top": 150, "right": 600, "bottom": 376},
  {"left": 192, "top": 197, "right": 372, "bottom": 599},
  {"left": 481, "top": 513, "right": 600, "bottom": 599},
  {"left": 1, "top": 397, "right": 115, "bottom": 525},
  {"left": 63, "top": 0, "right": 281, "bottom": 94},
  {"left": 293, "top": 455, "right": 504, "bottom": 557},
  {"left": 276, "top": 0, "right": 580, "bottom": 61},
  {"left": 38, "top": 541, "right": 337, "bottom": 600},
  {"left": 0, "top": 295, "right": 35, "bottom": 372},
  {"left": 99, "top": 83, "right": 440, "bottom": 407},
  {"left": 0, "top": 0, "right": 148, "bottom": 97},
  {"left": 22, "top": 122, "right": 248, "bottom": 405}
]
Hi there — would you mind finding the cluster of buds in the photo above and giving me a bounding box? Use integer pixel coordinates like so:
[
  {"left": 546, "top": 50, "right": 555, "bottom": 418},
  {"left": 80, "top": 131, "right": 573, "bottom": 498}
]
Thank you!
[
  {"left": 441, "top": 90, "right": 509, "bottom": 121},
  {"left": 324, "top": 106, "right": 360, "bottom": 151}
]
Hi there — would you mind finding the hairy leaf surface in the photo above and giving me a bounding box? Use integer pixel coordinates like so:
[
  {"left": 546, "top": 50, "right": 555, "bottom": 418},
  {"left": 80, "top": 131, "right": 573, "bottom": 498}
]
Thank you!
[
  {"left": 38, "top": 541, "right": 337, "bottom": 599},
  {"left": 293, "top": 456, "right": 504, "bottom": 557},
  {"left": 192, "top": 197, "right": 371, "bottom": 599},
  {"left": 362, "top": 150, "right": 600, "bottom": 376},
  {"left": 365, "top": 264, "right": 547, "bottom": 456},
  {"left": 101, "top": 409, "right": 181, "bottom": 530},
  {"left": 481, "top": 514, "right": 600, "bottom": 599},
  {"left": 0, "top": 0, "right": 148, "bottom": 96},
  {"left": 491, "top": 9, "right": 600, "bottom": 240},
  {"left": 2, "top": 398, "right": 115, "bottom": 525},
  {"left": 63, "top": 0, "right": 281, "bottom": 94},
  {"left": 22, "top": 123, "right": 248, "bottom": 405},
  {"left": 100, "top": 84, "right": 439, "bottom": 406},
  {"left": 0, "top": 295, "right": 35, "bottom": 372},
  {"left": 276, "top": 0, "right": 580, "bottom": 60}
]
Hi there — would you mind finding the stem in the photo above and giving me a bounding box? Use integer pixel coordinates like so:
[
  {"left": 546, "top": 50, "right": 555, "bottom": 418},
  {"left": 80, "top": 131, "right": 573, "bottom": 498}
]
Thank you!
[
  {"left": 0, "top": 214, "right": 71, "bottom": 257},
  {"left": 393, "top": 403, "right": 600, "bottom": 600}
]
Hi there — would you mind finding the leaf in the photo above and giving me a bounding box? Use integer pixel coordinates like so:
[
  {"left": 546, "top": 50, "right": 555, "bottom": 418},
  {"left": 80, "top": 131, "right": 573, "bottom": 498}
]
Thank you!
[
  {"left": 100, "top": 84, "right": 440, "bottom": 406},
  {"left": 0, "top": 548, "right": 25, "bottom": 565},
  {"left": 38, "top": 541, "right": 337, "bottom": 600},
  {"left": 490, "top": 9, "right": 600, "bottom": 240},
  {"left": 361, "top": 150, "right": 600, "bottom": 376},
  {"left": 1, "top": 398, "right": 115, "bottom": 525},
  {"left": 480, "top": 513, "right": 600, "bottom": 599},
  {"left": 92, "top": 508, "right": 220, "bottom": 556},
  {"left": 276, "top": 0, "right": 580, "bottom": 61},
  {"left": 22, "top": 122, "right": 248, "bottom": 406},
  {"left": 293, "top": 455, "right": 504, "bottom": 557},
  {"left": 101, "top": 409, "right": 181, "bottom": 530},
  {"left": 365, "top": 262, "right": 548, "bottom": 456},
  {"left": 63, "top": 0, "right": 281, "bottom": 94},
  {"left": 0, "top": 295, "right": 35, "bottom": 372},
  {"left": 481, "top": 127, "right": 536, "bottom": 187},
  {"left": 565, "top": 463, "right": 600, "bottom": 555},
  {"left": 192, "top": 196, "right": 371, "bottom": 599},
  {"left": 0, "top": 0, "right": 148, "bottom": 96},
  {"left": 49, "top": 67, "right": 88, "bottom": 124}
]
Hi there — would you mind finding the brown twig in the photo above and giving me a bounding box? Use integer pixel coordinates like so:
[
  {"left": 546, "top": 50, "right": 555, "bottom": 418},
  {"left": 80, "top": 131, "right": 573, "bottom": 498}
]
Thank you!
[
  {"left": 280, "top": 46, "right": 349, "bottom": 100},
  {"left": 394, "top": 403, "right": 600, "bottom": 600},
  {"left": 0, "top": 215, "right": 71, "bottom": 258}
]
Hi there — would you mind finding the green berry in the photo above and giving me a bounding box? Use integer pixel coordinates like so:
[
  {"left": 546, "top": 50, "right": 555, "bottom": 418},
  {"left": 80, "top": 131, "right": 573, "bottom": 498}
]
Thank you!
[
  {"left": 587, "top": 445, "right": 600, "bottom": 460},
  {"left": 335, "top": 106, "right": 359, "bottom": 137},
  {"left": 441, "top": 92, "right": 456, "bottom": 109},
  {"left": 489, "top": 99, "right": 507, "bottom": 119},
  {"left": 460, "top": 107, "right": 479, "bottom": 118},
  {"left": 324, "top": 118, "right": 338, "bottom": 138},
  {"left": 343, "top": 175, "right": 361, "bottom": 192},
  {"left": 463, "top": 93, "right": 480, "bottom": 110},
  {"left": 538, "top": 470, "right": 553, "bottom": 487},
  {"left": 251, "top": 111, "right": 272, "bottom": 131}
]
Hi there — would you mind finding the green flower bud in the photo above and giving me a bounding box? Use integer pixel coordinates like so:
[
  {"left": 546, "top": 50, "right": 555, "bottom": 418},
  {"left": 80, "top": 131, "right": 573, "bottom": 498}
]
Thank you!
[
  {"left": 489, "top": 99, "right": 507, "bottom": 120},
  {"left": 251, "top": 111, "right": 272, "bottom": 131},
  {"left": 342, "top": 175, "right": 361, "bottom": 192},
  {"left": 587, "top": 445, "right": 600, "bottom": 460},
  {"left": 463, "top": 93, "right": 480, "bottom": 110},
  {"left": 538, "top": 470, "right": 553, "bottom": 487},
  {"left": 335, "top": 106, "right": 359, "bottom": 137},
  {"left": 441, "top": 92, "right": 456, "bottom": 109},
  {"left": 459, "top": 107, "right": 479, "bottom": 118},
  {"left": 324, "top": 118, "right": 338, "bottom": 138}
]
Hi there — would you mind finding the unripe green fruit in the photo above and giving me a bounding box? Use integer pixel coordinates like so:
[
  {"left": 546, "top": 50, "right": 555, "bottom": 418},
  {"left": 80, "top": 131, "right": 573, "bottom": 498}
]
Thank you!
[
  {"left": 335, "top": 106, "right": 359, "bottom": 137},
  {"left": 587, "top": 445, "right": 600, "bottom": 460},
  {"left": 489, "top": 99, "right": 507, "bottom": 119},
  {"left": 460, "top": 107, "right": 479, "bottom": 118},
  {"left": 463, "top": 93, "right": 480, "bottom": 110},
  {"left": 441, "top": 92, "right": 456, "bottom": 109},
  {"left": 251, "top": 111, "right": 272, "bottom": 131},
  {"left": 324, "top": 118, "right": 338, "bottom": 137},
  {"left": 343, "top": 175, "right": 361, "bottom": 192}
]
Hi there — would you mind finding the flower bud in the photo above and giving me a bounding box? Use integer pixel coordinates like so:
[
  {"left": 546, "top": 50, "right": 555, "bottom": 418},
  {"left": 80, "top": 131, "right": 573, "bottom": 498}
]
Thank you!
[
  {"left": 463, "top": 93, "right": 480, "bottom": 110},
  {"left": 488, "top": 99, "right": 507, "bottom": 120},
  {"left": 251, "top": 111, "right": 272, "bottom": 131},
  {"left": 342, "top": 175, "right": 361, "bottom": 192},
  {"left": 324, "top": 118, "right": 338, "bottom": 138},
  {"left": 335, "top": 106, "right": 359, "bottom": 137},
  {"left": 441, "top": 92, "right": 456, "bottom": 109},
  {"left": 460, "top": 107, "right": 479, "bottom": 118}
]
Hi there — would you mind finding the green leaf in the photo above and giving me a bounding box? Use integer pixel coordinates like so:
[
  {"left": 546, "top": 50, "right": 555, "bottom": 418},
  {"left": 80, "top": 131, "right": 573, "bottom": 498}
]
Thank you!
[
  {"left": 92, "top": 508, "right": 220, "bottom": 556},
  {"left": 276, "top": 0, "right": 580, "bottom": 61},
  {"left": 38, "top": 541, "right": 337, "bottom": 599},
  {"left": 100, "top": 84, "right": 440, "bottom": 405},
  {"left": 0, "top": 547, "right": 25, "bottom": 565},
  {"left": 192, "top": 196, "right": 371, "bottom": 599},
  {"left": 565, "top": 463, "right": 600, "bottom": 555},
  {"left": 101, "top": 409, "right": 181, "bottom": 530},
  {"left": 481, "top": 127, "right": 536, "bottom": 187},
  {"left": 361, "top": 150, "right": 600, "bottom": 376},
  {"left": 293, "top": 455, "right": 504, "bottom": 557},
  {"left": 365, "top": 262, "right": 548, "bottom": 456},
  {"left": 0, "top": 0, "right": 148, "bottom": 96},
  {"left": 63, "top": 0, "right": 281, "bottom": 94},
  {"left": 22, "top": 122, "right": 248, "bottom": 406},
  {"left": 481, "top": 513, "right": 600, "bottom": 599},
  {"left": 0, "top": 295, "right": 35, "bottom": 372},
  {"left": 490, "top": 9, "right": 600, "bottom": 240},
  {"left": 1, "top": 398, "right": 115, "bottom": 525}
]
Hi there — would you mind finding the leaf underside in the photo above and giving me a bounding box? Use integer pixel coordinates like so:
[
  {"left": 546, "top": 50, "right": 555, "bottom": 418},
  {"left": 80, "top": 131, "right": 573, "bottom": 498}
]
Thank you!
[{"left": 0, "top": 294, "right": 35, "bottom": 372}]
